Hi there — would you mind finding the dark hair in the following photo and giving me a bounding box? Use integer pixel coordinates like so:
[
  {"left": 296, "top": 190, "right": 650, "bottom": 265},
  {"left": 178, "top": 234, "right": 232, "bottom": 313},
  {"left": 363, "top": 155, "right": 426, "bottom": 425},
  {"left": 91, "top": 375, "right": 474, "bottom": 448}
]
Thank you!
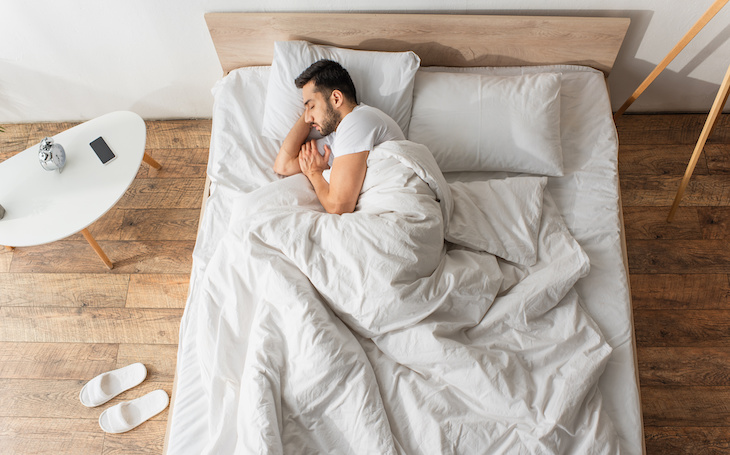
[{"left": 294, "top": 59, "right": 358, "bottom": 105}]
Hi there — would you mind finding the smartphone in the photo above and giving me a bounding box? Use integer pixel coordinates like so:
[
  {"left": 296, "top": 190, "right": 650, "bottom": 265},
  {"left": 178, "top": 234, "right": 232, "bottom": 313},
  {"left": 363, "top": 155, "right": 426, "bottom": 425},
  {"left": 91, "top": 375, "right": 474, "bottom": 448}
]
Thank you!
[{"left": 90, "top": 136, "right": 116, "bottom": 164}]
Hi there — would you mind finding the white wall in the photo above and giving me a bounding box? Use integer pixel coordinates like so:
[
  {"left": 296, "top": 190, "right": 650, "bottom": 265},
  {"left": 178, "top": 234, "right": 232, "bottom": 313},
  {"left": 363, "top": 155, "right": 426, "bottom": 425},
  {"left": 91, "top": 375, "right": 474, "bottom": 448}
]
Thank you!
[{"left": 1, "top": 0, "right": 730, "bottom": 123}]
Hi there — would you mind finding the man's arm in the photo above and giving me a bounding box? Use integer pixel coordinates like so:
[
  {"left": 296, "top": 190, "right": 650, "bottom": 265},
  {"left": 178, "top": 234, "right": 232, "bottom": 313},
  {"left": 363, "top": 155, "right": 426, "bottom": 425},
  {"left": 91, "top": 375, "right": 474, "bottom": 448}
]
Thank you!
[
  {"left": 299, "top": 140, "right": 367, "bottom": 215},
  {"left": 273, "top": 113, "right": 311, "bottom": 176}
]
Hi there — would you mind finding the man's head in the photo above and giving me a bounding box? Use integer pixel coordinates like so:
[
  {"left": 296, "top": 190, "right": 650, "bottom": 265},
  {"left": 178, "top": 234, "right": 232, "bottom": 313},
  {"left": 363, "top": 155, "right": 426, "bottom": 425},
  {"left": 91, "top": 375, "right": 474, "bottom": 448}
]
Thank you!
[{"left": 295, "top": 60, "right": 358, "bottom": 136}]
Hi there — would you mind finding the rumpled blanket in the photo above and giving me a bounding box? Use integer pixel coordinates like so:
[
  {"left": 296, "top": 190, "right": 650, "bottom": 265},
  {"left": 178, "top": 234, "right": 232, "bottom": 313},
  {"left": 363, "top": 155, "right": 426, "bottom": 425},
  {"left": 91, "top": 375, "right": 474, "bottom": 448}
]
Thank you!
[{"left": 194, "top": 140, "right": 619, "bottom": 454}]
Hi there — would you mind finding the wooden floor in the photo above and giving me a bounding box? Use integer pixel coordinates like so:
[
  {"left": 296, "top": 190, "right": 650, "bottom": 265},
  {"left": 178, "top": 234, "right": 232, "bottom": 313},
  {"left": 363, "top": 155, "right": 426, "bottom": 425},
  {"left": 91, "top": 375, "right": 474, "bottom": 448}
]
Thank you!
[
  {"left": 0, "top": 114, "right": 728, "bottom": 453},
  {"left": 0, "top": 120, "right": 210, "bottom": 454},
  {"left": 617, "top": 114, "right": 730, "bottom": 454}
]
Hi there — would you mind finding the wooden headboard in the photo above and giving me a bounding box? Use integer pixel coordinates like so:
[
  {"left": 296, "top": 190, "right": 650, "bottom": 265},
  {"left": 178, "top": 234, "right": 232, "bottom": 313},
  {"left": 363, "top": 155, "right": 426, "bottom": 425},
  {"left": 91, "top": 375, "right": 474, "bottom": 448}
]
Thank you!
[{"left": 205, "top": 12, "right": 630, "bottom": 75}]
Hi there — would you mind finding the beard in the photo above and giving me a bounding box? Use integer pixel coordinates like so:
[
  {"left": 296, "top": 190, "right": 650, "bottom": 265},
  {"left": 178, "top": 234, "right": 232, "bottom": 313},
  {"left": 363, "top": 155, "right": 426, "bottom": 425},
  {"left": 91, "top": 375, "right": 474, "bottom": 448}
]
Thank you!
[{"left": 317, "top": 101, "right": 341, "bottom": 137}]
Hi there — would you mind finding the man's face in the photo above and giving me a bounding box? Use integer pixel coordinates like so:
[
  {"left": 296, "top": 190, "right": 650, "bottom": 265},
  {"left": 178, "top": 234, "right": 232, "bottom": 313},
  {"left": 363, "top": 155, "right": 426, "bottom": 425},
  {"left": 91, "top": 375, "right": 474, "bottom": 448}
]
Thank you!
[{"left": 302, "top": 81, "right": 340, "bottom": 137}]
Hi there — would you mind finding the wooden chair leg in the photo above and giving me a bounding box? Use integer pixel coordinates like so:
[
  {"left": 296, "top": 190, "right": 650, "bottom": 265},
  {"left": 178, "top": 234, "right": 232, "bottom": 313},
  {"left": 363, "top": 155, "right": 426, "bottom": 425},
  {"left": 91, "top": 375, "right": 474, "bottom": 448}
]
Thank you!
[
  {"left": 143, "top": 152, "right": 162, "bottom": 170},
  {"left": 668, "top": 61, "right": 730, "bottom": 222},
  {"left": 81, "top": 228, "right": 114, "bottom": 269}
]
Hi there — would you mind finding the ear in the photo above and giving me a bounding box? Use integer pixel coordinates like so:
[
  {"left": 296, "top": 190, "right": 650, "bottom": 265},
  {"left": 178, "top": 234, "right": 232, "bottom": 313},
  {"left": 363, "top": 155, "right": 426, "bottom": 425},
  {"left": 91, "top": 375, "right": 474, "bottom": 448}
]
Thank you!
[{"left": 330, "top": 89, "right": 344, "bottom": 108}]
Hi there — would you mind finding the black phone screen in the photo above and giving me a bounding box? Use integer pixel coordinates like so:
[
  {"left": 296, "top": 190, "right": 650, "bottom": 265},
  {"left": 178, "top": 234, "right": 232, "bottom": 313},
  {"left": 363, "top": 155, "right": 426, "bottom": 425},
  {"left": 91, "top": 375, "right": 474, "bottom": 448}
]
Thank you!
[{"left": 90, "top": 136, "right": 116, "bottom": 164}]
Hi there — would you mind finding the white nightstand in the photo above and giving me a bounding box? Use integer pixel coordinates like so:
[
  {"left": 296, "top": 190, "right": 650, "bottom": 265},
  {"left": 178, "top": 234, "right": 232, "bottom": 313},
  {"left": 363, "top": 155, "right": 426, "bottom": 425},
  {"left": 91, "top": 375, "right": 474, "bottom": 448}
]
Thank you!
[{"left": 0, "top": 111, "right": 161, "bottom": 269}]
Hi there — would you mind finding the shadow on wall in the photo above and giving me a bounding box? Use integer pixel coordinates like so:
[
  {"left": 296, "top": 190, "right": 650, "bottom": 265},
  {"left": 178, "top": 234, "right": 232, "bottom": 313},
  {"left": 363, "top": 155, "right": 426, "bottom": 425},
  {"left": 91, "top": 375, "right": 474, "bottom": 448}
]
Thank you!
[
  {"left": 456, "top": 8, "right": 730, "bottom": 113},
  {"left": 0, "top": 60, "right": 123, "bottom": 123},
  {"left": 130, "top": 81, "right": 211, "bottom": 121},
  {"left": 0, "top": 60, "right": 207, "bottom": 123},
  {"left": 0, "top": 62, "right": 30, "bottom": 121},
  {"left": 609, "top": 9, "right": 730, "bottom": 113}
]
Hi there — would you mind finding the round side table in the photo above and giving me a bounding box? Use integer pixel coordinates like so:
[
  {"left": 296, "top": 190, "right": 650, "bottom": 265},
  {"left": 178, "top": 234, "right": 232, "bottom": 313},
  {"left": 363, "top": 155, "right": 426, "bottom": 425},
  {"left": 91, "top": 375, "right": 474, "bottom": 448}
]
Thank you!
[{"left": 0, "top": 111, "right": 161, "bottom": 269}]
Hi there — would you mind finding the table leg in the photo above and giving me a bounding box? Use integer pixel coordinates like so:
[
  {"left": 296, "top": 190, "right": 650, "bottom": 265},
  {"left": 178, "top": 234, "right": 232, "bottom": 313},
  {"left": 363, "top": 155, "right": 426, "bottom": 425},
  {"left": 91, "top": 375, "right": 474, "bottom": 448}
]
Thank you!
[
  {"left": 143, "top": 152, "right": 162, "bottom": 170},
  {"left": 81, "top": 228, "right": 114, "bottom": 269}
]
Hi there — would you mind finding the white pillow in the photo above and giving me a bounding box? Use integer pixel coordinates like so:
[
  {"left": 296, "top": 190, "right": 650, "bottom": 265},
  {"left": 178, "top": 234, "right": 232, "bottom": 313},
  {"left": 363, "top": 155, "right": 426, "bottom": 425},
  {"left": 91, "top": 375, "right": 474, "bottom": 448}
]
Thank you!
[
  {"left": 408, "top": 71, "right": 563, "bottom": 176},
  {"left": 262, "top": 41, "right": 421, "bottom": 140}
]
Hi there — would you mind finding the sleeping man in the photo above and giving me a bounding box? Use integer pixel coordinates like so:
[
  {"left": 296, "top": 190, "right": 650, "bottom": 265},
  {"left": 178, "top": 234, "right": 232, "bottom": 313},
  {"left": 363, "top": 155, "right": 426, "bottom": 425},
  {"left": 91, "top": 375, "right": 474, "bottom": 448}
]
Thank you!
[{"left": 273, "top": 59, "right": 404, "bottom": 215}]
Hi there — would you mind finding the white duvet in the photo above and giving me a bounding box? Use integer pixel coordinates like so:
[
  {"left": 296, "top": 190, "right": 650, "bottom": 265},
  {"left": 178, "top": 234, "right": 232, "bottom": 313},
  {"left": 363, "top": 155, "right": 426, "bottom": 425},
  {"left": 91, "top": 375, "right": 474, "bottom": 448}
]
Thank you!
[{"left": 194, "top": 140, "right": 619, "bottom": 454}]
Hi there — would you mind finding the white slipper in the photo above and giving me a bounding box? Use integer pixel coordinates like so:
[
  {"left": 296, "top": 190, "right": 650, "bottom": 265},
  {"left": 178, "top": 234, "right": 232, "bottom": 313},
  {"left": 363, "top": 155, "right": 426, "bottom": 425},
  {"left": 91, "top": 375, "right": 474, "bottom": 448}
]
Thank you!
[
  {"left": 99, "top": 389, "right": 169, "bottom": 434},
  {"left": 79, "top": 363, "right": 147, "bottom": 407}
]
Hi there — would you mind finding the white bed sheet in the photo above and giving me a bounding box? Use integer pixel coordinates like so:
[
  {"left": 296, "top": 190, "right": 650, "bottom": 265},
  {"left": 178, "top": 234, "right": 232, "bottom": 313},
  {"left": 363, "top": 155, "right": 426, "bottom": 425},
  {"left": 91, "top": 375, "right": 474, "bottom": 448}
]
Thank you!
[{"left": 166, "top": 65, "right": 643, "bottom": 454}]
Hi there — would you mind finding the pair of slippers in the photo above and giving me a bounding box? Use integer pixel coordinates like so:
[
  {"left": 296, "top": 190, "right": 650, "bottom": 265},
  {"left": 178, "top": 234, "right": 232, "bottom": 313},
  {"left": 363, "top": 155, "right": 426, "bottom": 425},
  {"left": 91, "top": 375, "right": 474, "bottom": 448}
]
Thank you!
[{"left": 79, "top": 363, "right": 169, "bottom": 434}]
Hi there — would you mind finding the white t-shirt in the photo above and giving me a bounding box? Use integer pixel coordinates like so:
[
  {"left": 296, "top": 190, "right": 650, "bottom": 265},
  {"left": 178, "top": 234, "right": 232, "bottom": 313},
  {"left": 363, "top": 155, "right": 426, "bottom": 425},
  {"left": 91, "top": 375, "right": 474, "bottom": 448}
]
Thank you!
[{"left": 317, "top": 104, "right": 404, "bottom": 166}]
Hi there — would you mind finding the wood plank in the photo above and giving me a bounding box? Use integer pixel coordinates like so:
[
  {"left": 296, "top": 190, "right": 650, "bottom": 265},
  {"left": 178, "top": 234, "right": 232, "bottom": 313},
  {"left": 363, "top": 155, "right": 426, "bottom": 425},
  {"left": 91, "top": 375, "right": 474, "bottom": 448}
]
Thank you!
[
  {"left": 0, "top": 378, "right": 171, "bottom": 420},
  {"left": 621, "top": 174, "right": 730, "bottom": 207},
  {"left": 117, "top": 178, "right": 206, "bottom": 210},
  {"left": 0, "top": 378, "right": 102, "bottom": 419},
  {"left": 0, "top": 417, "right": 104, "bottom": 455},
  {"left": 102, "top": 421, "right": 168, "bottom": 455},
  {"left": 0, "top": 273, "right": 129, "bottom": 307},
  {"left": 642, "top": 387, "right": 730, "bottom": 427},
  {"left": 619, "top": 144, "right": 709, "bottom": 176},
  {"left": 105, "top": 241, "right": 191, "bottom": 274},
  {"left": 616, "top": 114, "right": 730, "bottom": 145},
  {"left": 630, "top": 274, "right": 730, "bottom": 310},
  {"left": 698, "top": 207, "right": 730, "bottom": 239},
  {"left": 638, "top": 347, "right": 730, "bottom": 386},
  {"left": 8, "top": 240, "right": 194, "bottom": 274},
  {"left": 0, "top": 342, "right": 118, "bottom": 380},
  {"left": 706, "top": 144, "right": 730, "bottom": 174},
  {"left": 116, "top": 344, "right": 178, "bottom": 382},
  {"left": 0, "top": 123, "right": 31, "bottom": 159},
  {"left": 0, "top": 246, "right": 12, "bottom": 272},
  {"left": 645, "top": 427, "right": 730, "bottom": 455},
  {"left": 120, "top": 209, "right": 200, "bottom": 241},
  {"left": 634, "top": 309, "right": 730, "bottom": 347},
  {"left": 126, "top": 274, "right": 190, "bottom": 309},
  {"left": 135, "top": 148, "right": 209, "bottom": 179},
  {"left": 206, "top": 13, "right": 630, "bottom": 74},
  {"left": 0, "top": 307, "right": 182, "bottom": 344},
  {"left": 627, "top": 240, "right": 730, "bottom": 274},
  {"left": 145, "top": 120, "right": 212, "bottom": 149},
  {"left": 622, "top": 206, "right": 702, "bottom": 240}
]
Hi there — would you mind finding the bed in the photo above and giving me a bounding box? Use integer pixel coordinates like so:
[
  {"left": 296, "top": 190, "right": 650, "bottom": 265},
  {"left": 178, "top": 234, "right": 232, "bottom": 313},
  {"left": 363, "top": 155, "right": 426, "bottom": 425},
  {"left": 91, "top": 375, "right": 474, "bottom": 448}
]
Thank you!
[{"left": 164, "top": 12, "right": 643, "bottom": 454}]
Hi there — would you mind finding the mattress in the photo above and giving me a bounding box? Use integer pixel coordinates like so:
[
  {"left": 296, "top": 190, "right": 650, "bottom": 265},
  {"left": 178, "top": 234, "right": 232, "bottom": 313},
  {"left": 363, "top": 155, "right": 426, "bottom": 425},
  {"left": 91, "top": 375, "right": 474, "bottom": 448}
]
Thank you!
[{"left": 165, "top": 65, "right": 642, "bottom": 453}]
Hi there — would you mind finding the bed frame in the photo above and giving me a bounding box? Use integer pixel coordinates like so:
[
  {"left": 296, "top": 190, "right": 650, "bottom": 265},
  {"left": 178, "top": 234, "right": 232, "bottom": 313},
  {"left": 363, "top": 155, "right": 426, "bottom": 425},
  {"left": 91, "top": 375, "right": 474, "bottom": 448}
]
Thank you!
[
  {"left": 205, "top": 13, "right": 629, "bottom": 75},
  {"left": 167, "top": 12, "right": 634, "bottom": 453}
]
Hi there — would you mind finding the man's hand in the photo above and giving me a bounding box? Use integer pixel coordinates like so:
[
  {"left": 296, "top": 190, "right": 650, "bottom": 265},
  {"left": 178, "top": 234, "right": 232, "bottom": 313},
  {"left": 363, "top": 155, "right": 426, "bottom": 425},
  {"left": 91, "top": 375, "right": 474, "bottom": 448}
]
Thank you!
[
  {"left": 301, "top": 147, "right": 368, "bottom": 215},
  {"left": 298, "top": 140, "right": 331, "bottom": 178}
]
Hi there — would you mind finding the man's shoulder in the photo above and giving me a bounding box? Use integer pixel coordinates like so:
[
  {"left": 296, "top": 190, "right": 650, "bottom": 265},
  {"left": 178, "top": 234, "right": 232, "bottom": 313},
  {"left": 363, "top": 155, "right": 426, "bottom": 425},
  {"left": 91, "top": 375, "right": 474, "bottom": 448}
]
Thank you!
[
  {"left": 351, "top": 103, "right": 384, "bottom": 117},
  {"left": 345, "top": 104, "right": 396, "bottom": 127},
  {"left": 336, "top": 103, "right": 405, "bottom": 146}
]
